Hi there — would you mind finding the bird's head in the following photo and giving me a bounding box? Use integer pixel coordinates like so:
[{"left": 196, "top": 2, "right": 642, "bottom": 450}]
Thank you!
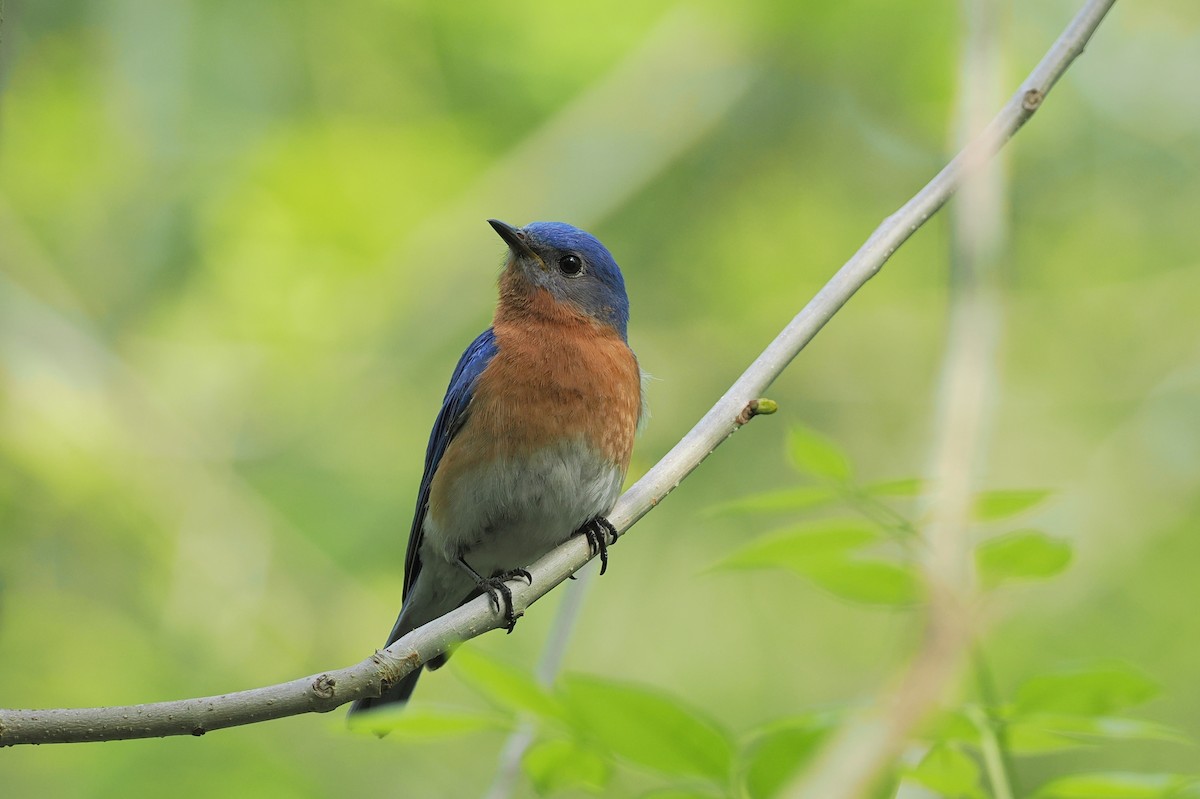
[{"left": 489, "top": 219, "right": 630, "bottom": 340}]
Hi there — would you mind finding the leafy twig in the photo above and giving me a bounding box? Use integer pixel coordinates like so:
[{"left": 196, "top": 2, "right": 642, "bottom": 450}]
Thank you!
[{"left": 781, "top": 1, "right": 1116, "bottom": 796}]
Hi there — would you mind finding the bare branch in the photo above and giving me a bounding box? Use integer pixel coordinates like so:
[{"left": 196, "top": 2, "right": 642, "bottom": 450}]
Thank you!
[{"left": 0, "top": 0, "right": 1116, "bottom": 748}]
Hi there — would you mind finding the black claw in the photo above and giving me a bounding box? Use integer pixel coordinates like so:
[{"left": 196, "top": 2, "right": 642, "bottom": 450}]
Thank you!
[
  {"left": 575, "top": 516, "right": 618, "bottom": 575},
  {"left": 486, "top": 569, "right": 536, "bottom": 632},
  {"left": 457, "top": 559, "right": 532, "bottom": 632},
  {"left": 488, "top": 579, "right": 515, "bottom": 622}
]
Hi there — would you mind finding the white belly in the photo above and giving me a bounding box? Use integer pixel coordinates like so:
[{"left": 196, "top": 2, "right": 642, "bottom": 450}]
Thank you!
[{"left": 423, "top": 436, "right": 623, "bottom": 576}]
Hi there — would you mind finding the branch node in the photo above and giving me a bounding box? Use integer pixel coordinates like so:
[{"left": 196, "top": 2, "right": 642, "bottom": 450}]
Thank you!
[
  {"left": 1021, "top": 88, "right": 1044, "bottom": 111},
  {"left": 736, "top": 397, "right": 779, "bottom": 425},
  {"left": 310, "top": 674, "right": 337, "bottom": 699}
]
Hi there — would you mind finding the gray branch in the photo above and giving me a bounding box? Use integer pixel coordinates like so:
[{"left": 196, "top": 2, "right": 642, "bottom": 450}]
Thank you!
[{"left": 0, "top": 0, "right": 1115, "bottom": 748}]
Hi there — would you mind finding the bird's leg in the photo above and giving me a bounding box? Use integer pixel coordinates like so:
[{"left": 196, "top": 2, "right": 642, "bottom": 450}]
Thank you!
[
  {"left": 454, "top": 556, "right": 532, "bottom": 633},
  {"left": 573, "top": 516, "right": 618, "bottom": 575}
]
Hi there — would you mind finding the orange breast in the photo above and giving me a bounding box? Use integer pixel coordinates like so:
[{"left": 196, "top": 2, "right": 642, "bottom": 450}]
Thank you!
[{"left": 427, "top": 289, "right": 641, "bottom": 523}]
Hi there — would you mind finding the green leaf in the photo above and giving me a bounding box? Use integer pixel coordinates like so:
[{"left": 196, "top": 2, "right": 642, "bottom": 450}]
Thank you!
[
  {"left": 868, "top": 774, "right": 902, "bottom": 799},
  {"left": 1006, "top": 723, "right": 1090, "bottom": 754},
  {"left": 717, "top": 520, "right": 883, "bottom": 572},
  {"left": 788, "top": 426, "right": 853, "bottom": 483},
  {"left": 451, "top": 648, "right": 565, "bottom": 721},
  {"left": 563, "top": 675, "right": 735, "bottom": 783},
  {"left": 922, "top": 708, "right": 983, "bottom": 747},
  {"left": 523, "top": 738, "right": 610, "bottom": 795},
  {"left": 346, "top": 706, "right": 508, "bottom": 739},
  {"left": 740, "top": 718, "right": 834, "bottom": 799},
  {"left": 1011, "top": 714, "right": 1191, "bottom": 745},
  {"left": 709, "top": 485, "right": 838, "bottom": 516},
  {"left": 1034, "top": 772, "right": 1198, "bottom": 798},
  {"left": 864, "top": 478, "right": 924, "bottom": 496},
  {"left": 974, "top": 489, "right": 1052, "bottom": 520},
  {"left": 638, "top": 791, "right": 724, "bottom": 799},
  {"left": 716, "top": 521, "right": 919, "bottom": 605},
  {"left": 906, "top": 743, "right": 983, "bottom": 799},
  {"left": 1013, "top": 662, "right": 1160, "bottom": 717},
  {"left": 804, "top": 557, "right": 921, "bottom": 605},
  {"left": 976, "top": 530, "right": 1072, "bottom": 588}
]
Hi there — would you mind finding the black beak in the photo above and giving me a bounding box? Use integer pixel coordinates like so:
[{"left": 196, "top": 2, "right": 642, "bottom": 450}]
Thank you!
[{"left": 488, "top": 219, "right": 537, "bottom": 260}]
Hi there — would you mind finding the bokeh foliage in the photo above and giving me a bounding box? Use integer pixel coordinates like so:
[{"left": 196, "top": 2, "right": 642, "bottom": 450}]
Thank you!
[{"left": 2, "top": 0, "right": 1198, "bottom": 796}]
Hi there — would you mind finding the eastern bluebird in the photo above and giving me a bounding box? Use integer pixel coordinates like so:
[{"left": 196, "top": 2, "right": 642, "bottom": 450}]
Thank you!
[{"left": 349, "top": 220, "right": 641, "bottom": 715}]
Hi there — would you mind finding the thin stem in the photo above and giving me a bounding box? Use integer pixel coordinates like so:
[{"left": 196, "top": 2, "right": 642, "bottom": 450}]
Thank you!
[
  {"left": 970, "top": 647, "right": 1019, "bottom": 798},
  {"left": 844, "top": 487, "right": 922, "bottom": 539},
  {"left": 965, "top": 705, "right": 1015, "bottom": 799}
]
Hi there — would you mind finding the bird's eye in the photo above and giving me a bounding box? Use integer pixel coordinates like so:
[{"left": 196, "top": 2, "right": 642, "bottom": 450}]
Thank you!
[{"left": 557, "top": 255, "right": 583, "bottom": 277}]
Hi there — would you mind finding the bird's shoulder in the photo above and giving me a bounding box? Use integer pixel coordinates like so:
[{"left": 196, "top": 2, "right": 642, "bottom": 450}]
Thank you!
[
  {"left": 402, "top": 327, "right": 498, "bottom": 597},
  {"left": 431, "top": 328, "right": 498, "bottom": 442}
]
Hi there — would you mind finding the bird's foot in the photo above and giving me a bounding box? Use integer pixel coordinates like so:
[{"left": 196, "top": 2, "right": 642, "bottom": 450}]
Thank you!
[
  {"left": 456, "top": 557, "right": 532, "bottom": 633},
  {"left": 485, "top": 568, "right": 533, "bottom": 632},
  {"left": 574, "top": 516, "right": 618, "bottom": 575}
]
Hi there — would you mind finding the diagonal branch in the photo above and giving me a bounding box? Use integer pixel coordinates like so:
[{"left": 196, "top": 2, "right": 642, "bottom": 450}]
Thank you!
[{"left": 0, "top": 0, "right": 1116, "bottom": 747}]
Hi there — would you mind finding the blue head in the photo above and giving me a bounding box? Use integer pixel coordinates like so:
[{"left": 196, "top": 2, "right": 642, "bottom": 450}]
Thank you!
[{"left": 488, "top": 219, "right": 630, "bottom": 340}]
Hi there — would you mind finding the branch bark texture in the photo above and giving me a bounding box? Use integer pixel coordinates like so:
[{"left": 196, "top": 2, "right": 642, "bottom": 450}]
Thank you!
[{"left": 0, "top": 0, "right": 1116, "bottom": 747}]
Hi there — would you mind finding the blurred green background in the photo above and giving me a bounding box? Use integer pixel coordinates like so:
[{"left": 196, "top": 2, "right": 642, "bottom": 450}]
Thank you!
[{"left": 1, "top": 0, "right": 1198, "bottom": 796}]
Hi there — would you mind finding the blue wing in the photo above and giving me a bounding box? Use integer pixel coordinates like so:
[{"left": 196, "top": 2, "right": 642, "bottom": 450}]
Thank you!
[{"left": 401, "top": 328, "right": 498, "bottom": 601}]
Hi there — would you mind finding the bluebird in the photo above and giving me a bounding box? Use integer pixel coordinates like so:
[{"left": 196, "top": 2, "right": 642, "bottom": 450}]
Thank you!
[{"left": 349, "top": 220, "right": 641, "bottom": 715}]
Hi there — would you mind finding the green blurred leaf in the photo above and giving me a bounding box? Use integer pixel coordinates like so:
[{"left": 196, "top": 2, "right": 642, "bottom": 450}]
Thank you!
[
  {"left": 1012, "top": 714, "right": 1191, "bottom": 745},
  {"left": 740, "top": 718, "right": 834, "bottom": 799},
  {"left": 346, "top": 706, "right": 508, "bottom": 739},
  {"left": 804, "top": 557, "right": 921, "bottom": 605},
  {"left": 788, "top": 426, "right": 853, "bottom": 483},
  {"left": 709, "top": 485, "right": 838, "bottom": 516},
  {"left": 523, "top": 738, "right": 610, "bottom": 795},
  {"left": 451, "top": 648, "right": 565, "bottom": 721},
  {"left": 906, "top": 743, "right": 984, "bottom": 799},
  {"left": 1006, "top": 724, "right": 1088, "bottom": 754},
  {"left": 976, "top": 530, "right": 1072, "bottom": 587},
  {"left": 974, "top": 489, "right": 1052, "bottom": 520},
  {"left": 864, "top": 478, "right": 924, "bottom": 496},
  {"left": 716, "top": 520, "right": 918, "bottom": 605},
  {"left": 563, "top": 675, "right": 735, "bottom": 783},
  {"left": 923, "top": 708, "right": 983, "bottom": 747},
  {"left": 717, "top": 520, "right": 882, "bottom": 571},
  {"left": 638, "top": 790, "right": 724, "bottom": 799},
  {"left": 870, "top": 774, "right": 902, "bottom": 799},
  {"left": 1013, "top": 662, "right": 1160, "bottom": 716},
  {"left": 1034, "top": 772, "right": 1198, "bottom": 798}
]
